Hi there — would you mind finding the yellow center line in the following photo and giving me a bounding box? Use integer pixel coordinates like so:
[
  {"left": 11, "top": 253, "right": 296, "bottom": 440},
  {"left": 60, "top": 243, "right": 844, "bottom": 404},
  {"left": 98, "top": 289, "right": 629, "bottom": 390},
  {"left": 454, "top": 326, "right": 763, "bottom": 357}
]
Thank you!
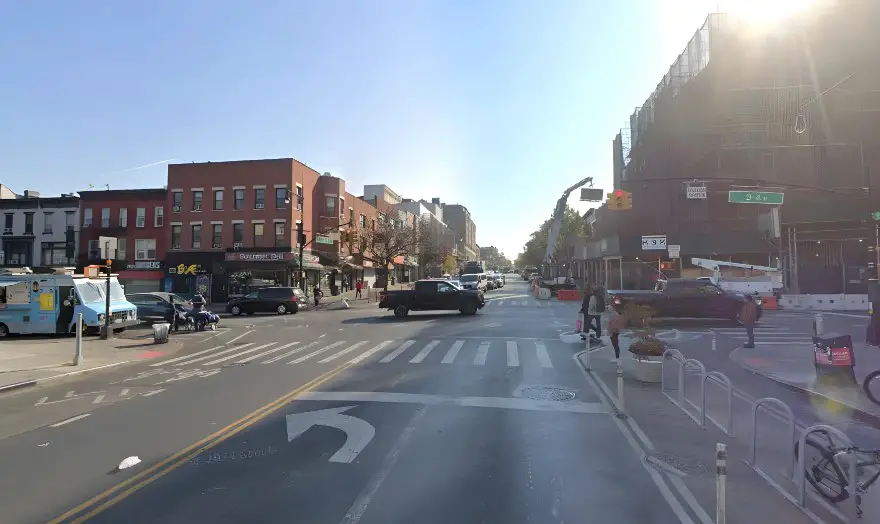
[{"left": 49, "top": 362, "right": 355, "bottom": 524}]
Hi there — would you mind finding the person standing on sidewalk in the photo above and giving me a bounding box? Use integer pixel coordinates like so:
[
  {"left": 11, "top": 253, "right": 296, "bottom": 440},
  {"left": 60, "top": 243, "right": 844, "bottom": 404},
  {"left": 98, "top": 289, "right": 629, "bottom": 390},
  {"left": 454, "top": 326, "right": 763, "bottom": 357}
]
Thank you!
[
  {"left": 739, "top": 295, "right": 759, "bottom": 348},
  {"left": 579, "top": 286, "right": 593, "bottom": 337},
  {"left": 587, "top": 285, "right": 604, "bottom": 342},
  {"left": 607, "top": 300, "right": 624, "bottom": 361},
  {"left": 355, "top": 279, "right": 363, "bottom": 299}
]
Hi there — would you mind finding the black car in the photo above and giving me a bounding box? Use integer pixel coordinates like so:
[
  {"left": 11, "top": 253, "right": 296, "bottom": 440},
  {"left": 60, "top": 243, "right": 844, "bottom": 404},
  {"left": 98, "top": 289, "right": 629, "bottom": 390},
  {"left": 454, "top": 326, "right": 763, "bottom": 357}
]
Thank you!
[
  {"left": 226, "top": 287, "right": 307, "bottom": 315},
  {"left": 126, "top": 292, "right": 193, "bottom": 323}
]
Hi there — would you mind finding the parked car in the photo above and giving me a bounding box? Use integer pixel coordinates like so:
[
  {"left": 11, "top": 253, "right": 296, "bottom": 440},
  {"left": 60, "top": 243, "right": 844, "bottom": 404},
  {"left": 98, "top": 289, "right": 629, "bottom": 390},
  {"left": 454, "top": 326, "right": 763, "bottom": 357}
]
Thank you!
[
  {"left": 126, "top": 292, "right": 193, "bottom": 323},
  {"left": 225, "top": 287, "right": 307, "bottom": 315},
  {"left": 459, "top": 273, "right": 488, "bottom": 292},
  {"left": 379, "top": 279, "right": 485, "bottom": 317},
  {"left": 608, "top": 278, "right": 762, "bottom": 322},
  {"left": 491, "top": 274, "right": 504, "bottom": 288},
  {"left": 485, "top": 274, "right": 497, "bottom": 291}
]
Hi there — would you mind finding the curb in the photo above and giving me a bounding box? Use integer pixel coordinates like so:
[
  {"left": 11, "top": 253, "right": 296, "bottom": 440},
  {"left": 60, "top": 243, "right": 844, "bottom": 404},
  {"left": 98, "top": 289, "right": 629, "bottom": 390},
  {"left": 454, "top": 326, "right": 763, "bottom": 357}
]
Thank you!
[
  {"left": 0, "top": 380, "right": 38, "bottom": 393},
  {"left": 0, "top": 361, "right": 132, "bottom": 396}
]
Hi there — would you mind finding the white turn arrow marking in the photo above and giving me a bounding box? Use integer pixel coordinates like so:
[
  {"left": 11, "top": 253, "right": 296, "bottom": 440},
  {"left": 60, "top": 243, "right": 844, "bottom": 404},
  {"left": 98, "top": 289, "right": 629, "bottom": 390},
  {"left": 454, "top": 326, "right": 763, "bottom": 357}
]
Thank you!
[{"left": 285, "top": 405, "right": 375, "bottom": 464}]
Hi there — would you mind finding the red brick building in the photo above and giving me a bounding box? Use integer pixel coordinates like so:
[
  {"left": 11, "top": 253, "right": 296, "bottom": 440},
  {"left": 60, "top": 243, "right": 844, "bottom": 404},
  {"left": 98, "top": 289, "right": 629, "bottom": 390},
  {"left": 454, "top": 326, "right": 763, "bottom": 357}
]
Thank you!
[
  {"left": 165, "top": 158, "right": 333, "bottom": 301},
  {"left": 77, "top": 189, "right": 168, "bottom": 293}
]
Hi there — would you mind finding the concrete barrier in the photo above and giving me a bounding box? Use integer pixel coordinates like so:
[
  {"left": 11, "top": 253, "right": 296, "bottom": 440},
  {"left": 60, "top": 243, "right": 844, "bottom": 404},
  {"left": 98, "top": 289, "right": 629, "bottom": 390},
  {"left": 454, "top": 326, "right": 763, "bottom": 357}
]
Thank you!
[{"left": 778, "top": 294, "right": 868, "bottom": 312}]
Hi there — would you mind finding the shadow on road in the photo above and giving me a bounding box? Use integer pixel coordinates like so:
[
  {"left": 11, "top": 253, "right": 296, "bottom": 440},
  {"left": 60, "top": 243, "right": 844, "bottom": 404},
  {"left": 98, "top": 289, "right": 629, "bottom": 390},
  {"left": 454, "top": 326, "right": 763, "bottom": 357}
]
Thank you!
[{"left": 341, "top": 312, "right": 471, "bottom": 325}]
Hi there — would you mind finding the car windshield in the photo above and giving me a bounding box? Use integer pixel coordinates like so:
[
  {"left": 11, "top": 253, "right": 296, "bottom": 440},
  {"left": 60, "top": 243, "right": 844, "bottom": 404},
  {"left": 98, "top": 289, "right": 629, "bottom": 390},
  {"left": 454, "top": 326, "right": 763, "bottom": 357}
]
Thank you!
[
  {"left": 445, "top": 280, "right": 461, "bottom": 289},
  {"left": 75, "top": 281, "right": 105, "bottom": 304},
  {"left": 460, "top": 275, "right": 478, "bottom": 282},
  {"left": 109, "top": 281, "right": 127, "bottom": 301}
]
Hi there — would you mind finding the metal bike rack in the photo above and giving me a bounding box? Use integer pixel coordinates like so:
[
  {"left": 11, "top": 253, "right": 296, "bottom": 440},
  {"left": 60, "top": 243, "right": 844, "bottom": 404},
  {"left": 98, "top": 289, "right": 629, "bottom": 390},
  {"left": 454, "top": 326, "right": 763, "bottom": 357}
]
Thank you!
[
  {"left": 796, "top": 424, "right": 856, "bottom": 511},
  {"left": 749, "top": 398, "right": 796, "bottom": 479},
  {"left": 682, "top": 358, "right": 706, "bottom": 413},
  {"left": 661, "top": 349, "right": 685, "bottom": 404},
  {"left": 701, "top": 371, "right": 733, "bottom": 436}
]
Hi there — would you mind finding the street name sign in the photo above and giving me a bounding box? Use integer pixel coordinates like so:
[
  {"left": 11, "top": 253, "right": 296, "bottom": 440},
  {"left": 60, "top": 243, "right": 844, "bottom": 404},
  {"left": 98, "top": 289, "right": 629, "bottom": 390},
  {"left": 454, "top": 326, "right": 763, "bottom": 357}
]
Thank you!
[
  {"left": 728, "top": 191, "right": 784, "bottom": 205},
  {"left": 315, "top": 234, "right": 333, "bottom": 245},
  {"left": 642, "top": 235, "right": 667, "bottom": 250},
  {"left": 686, "top": 186, "right": 707, "bottom": 199}
]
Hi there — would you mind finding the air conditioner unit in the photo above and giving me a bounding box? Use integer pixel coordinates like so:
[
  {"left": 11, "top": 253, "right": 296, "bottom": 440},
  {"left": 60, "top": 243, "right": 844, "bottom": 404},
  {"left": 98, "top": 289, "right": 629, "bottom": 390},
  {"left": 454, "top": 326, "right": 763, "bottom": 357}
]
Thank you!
[
  {"left": 2, "top": 228, "right": 11, "bottom": 235},
  {"left": 172, "top": 244, "right": 181, "bottom": 250},
  {"left": 255, "top": 203, "right": 265, "bottom": 209},
  {"left": 172, "top": 205, "right": 181, "bottom": 213},
  {"left": 213, "top": 243, "right": 222, "bottom": 248},
  {"left": 194, "top": 204, "right": 202, "bottom": 211}
]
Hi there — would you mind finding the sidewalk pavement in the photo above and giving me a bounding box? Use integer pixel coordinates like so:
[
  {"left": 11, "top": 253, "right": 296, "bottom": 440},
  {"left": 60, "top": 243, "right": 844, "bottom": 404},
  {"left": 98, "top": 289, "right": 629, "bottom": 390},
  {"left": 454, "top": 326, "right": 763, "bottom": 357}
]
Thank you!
[{"left": 0, "top": 333, "right": 185, "bottom": 393}]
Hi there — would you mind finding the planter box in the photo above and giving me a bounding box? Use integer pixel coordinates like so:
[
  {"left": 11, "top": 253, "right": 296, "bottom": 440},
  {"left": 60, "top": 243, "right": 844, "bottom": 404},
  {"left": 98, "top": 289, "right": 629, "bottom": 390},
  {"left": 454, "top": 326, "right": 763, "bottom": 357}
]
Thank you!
[{"left": 630, "top": 355, "right": 663, "bottom": 383}]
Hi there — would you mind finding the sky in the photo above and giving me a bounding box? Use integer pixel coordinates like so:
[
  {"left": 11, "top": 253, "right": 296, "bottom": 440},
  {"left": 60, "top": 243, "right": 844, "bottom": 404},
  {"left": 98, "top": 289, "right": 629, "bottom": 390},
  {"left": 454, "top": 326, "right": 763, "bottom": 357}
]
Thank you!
[{"left": 0, "top": 0, "right": 718, "bottom": 261}]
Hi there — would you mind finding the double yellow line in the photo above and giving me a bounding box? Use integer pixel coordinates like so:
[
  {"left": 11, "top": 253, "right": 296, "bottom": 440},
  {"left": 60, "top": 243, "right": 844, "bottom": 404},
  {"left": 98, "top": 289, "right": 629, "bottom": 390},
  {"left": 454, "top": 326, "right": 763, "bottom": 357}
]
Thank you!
[{"left": 49, "top": 362, "right": 354, "bottom": 523}]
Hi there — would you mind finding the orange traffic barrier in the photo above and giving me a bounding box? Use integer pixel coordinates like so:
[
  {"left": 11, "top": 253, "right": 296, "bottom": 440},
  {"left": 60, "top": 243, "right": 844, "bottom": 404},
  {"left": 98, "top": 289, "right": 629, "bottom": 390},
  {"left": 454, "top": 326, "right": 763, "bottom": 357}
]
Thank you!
[
  {"left": 761, "top": 296, "right": 778, "bottom": 310},
  {"left": 556, "top": 289, "right": 581, "bottom": 301}
]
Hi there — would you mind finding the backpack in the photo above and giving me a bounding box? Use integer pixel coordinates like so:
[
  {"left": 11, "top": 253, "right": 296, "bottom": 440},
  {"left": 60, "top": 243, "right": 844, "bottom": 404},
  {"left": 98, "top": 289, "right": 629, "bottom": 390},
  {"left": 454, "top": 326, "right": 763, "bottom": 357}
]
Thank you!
[{"left": 594, "top": 291, "right": 606, "bottom": 312}]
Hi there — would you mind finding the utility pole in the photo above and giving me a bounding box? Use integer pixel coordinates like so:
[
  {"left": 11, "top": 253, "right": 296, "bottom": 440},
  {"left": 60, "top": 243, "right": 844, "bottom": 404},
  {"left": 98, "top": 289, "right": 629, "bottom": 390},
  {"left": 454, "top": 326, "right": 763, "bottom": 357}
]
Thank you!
[{"left": 101, "top": 246, "right": 112, "bottom": 340}]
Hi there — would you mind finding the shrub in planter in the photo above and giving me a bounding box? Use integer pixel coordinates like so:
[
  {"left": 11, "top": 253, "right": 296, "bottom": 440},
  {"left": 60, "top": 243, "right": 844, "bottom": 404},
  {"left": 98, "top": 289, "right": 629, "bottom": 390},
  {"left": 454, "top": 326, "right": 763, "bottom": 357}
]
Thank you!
[{"left": 622, "top": 302, "right": 666, "bottom": 359}]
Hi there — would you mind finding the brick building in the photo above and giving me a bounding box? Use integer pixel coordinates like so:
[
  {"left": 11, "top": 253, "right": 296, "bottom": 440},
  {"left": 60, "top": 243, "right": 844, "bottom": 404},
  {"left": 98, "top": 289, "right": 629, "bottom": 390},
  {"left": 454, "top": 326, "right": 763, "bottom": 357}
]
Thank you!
[{"left": 77, "top": 189, "right": 168, "bottom": 293}]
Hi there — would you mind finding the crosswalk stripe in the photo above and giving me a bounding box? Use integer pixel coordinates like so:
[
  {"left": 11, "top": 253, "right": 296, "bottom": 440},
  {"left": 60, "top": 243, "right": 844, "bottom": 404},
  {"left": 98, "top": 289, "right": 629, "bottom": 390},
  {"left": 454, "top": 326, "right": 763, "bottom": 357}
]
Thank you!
[
  {"left": 379, "top": 340, "right": 416, "bottom": 363},
  {"left": 203, "top": 342, "right": 276, "bottom": 366},
  {"left": 441, "top": 340, "right": 464, "bottom": 363},
  {"left": 262, "top": 341, "right": 321, "bottom": 363},
  {"left": 150, "top": 344, "right": 228, "bottom": 367},
  {"left": 535, "top": 340, "right": 552, "bottom": 368},
  {"left": 235, "top": 341, "right": 300, "bottom": 364},
  {"left": 318, "top": 341, "right": 370, "bottom": 363},
  {"left": 506, "top": 341, "right": 519, "bottom": 367},
  {"left": 410, "top": 341, "right": 439, "bottom": 363},
  {"left": 348, "top": 340, "right": 395, "bottom": 364},
  {"left": 171, "top": 343, "right": 255, "bottom": 366},
  {"left": 474, "top": 341, "right": 490, "bottom": 365},
  {"left": 289, "top": 341, "right": 346, "bottom": 364}
]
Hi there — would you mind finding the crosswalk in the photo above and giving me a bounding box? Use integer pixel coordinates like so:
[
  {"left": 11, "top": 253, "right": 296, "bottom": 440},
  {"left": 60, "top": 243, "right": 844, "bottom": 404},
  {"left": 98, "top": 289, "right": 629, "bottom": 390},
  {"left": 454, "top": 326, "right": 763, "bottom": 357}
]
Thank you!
[
  {"left": 150, "top": 338, "right": 565, "bottom": 370},
  {"left": 484, "top": 299, "right": 575, "bottom": 308},
  {"left": 711, "top": 326, "right": 814, "bottom": 346}
]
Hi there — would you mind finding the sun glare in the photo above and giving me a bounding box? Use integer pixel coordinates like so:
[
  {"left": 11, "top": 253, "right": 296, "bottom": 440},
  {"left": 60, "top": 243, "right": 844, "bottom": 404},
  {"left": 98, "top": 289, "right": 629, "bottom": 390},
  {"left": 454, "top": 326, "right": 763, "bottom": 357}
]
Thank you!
[{"left": 724, "top": 0, "right": 819, "bottom": 22}]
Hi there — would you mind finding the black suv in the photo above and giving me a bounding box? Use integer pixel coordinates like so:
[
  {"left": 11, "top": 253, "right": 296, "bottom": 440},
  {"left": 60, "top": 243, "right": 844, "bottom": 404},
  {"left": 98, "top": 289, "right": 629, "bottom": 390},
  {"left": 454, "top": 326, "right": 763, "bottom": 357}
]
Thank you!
[{"left": 225, "top": 287, "right": 306, "bottom": 315}]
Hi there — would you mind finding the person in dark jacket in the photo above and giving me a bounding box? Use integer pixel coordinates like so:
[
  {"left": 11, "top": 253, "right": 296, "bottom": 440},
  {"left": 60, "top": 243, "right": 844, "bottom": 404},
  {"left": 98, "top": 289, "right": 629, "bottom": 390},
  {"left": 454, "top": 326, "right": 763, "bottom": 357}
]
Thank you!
[
  {"left": 579, "top": 286, "right": 593, "bottom": 337},
  {"left": 739, "top": 295, "right": 759, "bottom": 348}
]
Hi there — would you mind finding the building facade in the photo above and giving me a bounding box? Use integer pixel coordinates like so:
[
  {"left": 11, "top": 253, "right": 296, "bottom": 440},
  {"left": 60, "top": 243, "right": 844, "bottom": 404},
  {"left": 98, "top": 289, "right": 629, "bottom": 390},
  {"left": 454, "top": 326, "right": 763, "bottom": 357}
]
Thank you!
[
  {"left": 441, "top": 202, "right": 478, "bottom": 262},
  {"left": 77, "top": 189, "right": 168, "bottom": 293},
  {"left": 0, "top": 190, "right": 79, "bottom": 270}
]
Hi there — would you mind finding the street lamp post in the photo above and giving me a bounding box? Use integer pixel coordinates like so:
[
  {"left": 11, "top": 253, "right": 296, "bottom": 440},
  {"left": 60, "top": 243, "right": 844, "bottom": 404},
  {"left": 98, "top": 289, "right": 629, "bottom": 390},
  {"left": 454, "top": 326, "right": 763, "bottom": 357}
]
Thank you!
[{"left": 284, "top": 190, "right": 306, "bottom": 291}]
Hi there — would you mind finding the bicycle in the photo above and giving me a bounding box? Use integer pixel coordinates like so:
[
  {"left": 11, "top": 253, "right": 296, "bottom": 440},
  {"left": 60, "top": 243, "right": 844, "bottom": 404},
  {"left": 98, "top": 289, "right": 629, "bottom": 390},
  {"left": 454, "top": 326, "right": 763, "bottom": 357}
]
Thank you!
[
  {"left": 795, "top": 429, "right": 880, "bottom": 518},
  {"left": 863, "top": 369, "right": 880, "bottom": 406}
]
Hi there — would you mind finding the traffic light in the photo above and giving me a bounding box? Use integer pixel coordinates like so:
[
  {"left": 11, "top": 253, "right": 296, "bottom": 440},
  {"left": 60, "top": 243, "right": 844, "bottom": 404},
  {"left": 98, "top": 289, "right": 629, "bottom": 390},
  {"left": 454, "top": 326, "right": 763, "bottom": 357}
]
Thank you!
[
  {"left": 296, "top": 222, "right": 305, "bottom": 246},
  {"left": 607, "top": 189, "right": 633, "bottom": 211}
]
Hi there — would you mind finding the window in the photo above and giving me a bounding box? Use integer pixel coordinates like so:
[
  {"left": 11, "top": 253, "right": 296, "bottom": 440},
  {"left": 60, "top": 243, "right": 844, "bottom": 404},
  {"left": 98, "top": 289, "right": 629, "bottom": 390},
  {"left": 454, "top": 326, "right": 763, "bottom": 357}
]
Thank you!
[
  {"left": 65, "top": 211, "right": 75, "bottom": 231},
  {"left": 326, "top": 196, "right": 336, "bottom": 214},
  {"left": 233, "top": 223, "right": 243, "bottom": 244},
  {"left": 213, "top": 190, "right": 224, "bottom": 210},
  {"left": 275, "top": 187, "right": 287, "bottom": 208},
  {"left": 83, "top": 208, "right": 93, "bottom": 227},
  {"left": 135, "top": 239, "right": 157, "bottom": 260},
  {"left": 171, "top": 225, "right": 181, "bottom": 248},
  {"left": 234, "top": 189, "right": 244, "bottom": 210},
  {"left": 192, "top": 224, "right": 201, "bottom": 249},
  {"left": 253, "top": 223, "right": 264, "bottom": 246},
  {"left": 136, "top": 208, "right": 146, "bottom": 228},
  {"left": 172, "top": 191, "right": 182, "bottom": 211},
  {"left": 119, "top": 207, "right": 128, "bottom": 227},
  {"left": 349, "top": 208, "right": 355, "bottom": 226},
  {"left": 154, "top": 206, "right": 164, "bottom": 227},
  {"left": 192, "top": 190, "right": 203, "bottom": 211},
  {"left": 254, "top": 188, "right": 265, "bottom": 208},
  {"left": 359, "top": 214, "right": 366, "bottom": 228},
  {"left": 88, "top": 239, "right": 100, "bottom": 259},
  {"left": 3, "top": 213, "right": 11, "bottom": 231},
  {"left": 275, "top": 223, "right": 285, "bottom": 246},
  {"left": 41, "top": 242, "right": 73, "bottom": 266},
  {"left": 24, "top": 213, "right": 34, "bottom": 234},
  {"left": 43, "top": 212, "right": 54, "bottom": 234},
  {"left": 296, "top": 186, "right": 303, "bottom": 210},
  {"left": 101, "top": 208, "right": 110, "bottom": 228},
  {"left": 212, "top": 224, "right": 222, "bottom": 246},
  {"left": 371, "top": 219, "right": 376, "bottom": 230},
  {"left": 117, "top": 238, "right": 127, "bottom": 260}
]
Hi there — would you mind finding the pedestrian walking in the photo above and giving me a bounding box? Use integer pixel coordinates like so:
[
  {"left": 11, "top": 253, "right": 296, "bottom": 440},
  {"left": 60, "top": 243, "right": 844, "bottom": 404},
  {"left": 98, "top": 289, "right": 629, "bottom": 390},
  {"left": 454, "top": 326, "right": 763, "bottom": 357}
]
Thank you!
[
  {"left": 313, "top": 285, "right": 323, "bottom": 307},
  {"left": 355, "top": 279, "right": 363, "bottom": 299},
  {"left": 607, "top": 299, "right": 624, "bottom": 361},
  {"left": 739, "top": 295, "right": 759, "bottom": 348},
  {"left": 579, "top": 285, "right": 593, "bottom": 338},
  {"left": 587, "top": 285, "right": 605, "bottom": 341}
]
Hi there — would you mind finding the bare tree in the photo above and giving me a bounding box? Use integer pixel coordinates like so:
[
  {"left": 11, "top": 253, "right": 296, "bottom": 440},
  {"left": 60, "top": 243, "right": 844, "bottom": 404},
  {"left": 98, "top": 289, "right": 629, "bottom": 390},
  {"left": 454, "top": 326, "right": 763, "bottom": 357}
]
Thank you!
[
  {"left": 415, "top": 217, "right": 452, "bottom": 275},
  {"left": 352, "top": 217, "right": 421, "bottom": 290}
]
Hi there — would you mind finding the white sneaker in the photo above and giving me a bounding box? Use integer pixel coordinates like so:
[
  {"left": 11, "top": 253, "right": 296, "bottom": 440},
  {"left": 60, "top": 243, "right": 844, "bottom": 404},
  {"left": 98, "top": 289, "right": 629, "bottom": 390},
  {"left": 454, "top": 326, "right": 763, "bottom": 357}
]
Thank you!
[{"left": 610, "top": 357, "right": 618, "bottom": 363}]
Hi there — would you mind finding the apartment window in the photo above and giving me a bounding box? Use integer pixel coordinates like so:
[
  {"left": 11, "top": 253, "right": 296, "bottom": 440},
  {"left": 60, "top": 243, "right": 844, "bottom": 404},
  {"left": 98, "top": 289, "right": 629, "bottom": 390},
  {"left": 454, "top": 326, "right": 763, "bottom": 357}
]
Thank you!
[
  {"left": 171, "top": 224, "right": 181, "bottom": 248},
  {"left": 88, "top": 239, "right": 100, "bottom": 259},
  {"left": 349, "top": 208, "right": 355, "bottom": 226},
  {"left": 172, "top": 191, "right": 183, "bottom": 211},
  {"left": 296, "top": 186, "right": 303, "bottom": 210},
  {"left": 212, "top": 224, "right": 222, "bottom": 246},
  {"left": 135, "top": 239, "right": 157, "bottom": 260},
  {"left": 41, "top": 242, "right": 72, "bottom": 266},
  {"left": 119, "top": 207, "right": 128, "bottom": 227},
  {"left": 134, "top": 208, "right": 145, "bottom": 228},
  {"left": 192, "top": 224, "right": 202, "bottom": 249},
  {"left": 213, "top": 190, "right": 224, "bottom": 211},
  {"left": 24, "top": 213, "right": 34, "bottom": 235},
  {"left": 117, "top": 238, "right": 127, "bottom": 260},
  {"left": 254, "top": 188, "right": 265, "bottom": 209},
  {"left": 234, "top": 189, "right": 245, "bottom": 210},
  {"left": 253, "top": 223, "right": 264, "bottom": 246},
  {"left": 275, "top": 188, "right": 287, "bottom": 208},
  {"left": 326, "top": 197, "right": 336, "bottom": 214},
  {"left": 233, "top": 223, "right": 243, "bottom": 244},
  {"left": 101, "top": 208, "right": 111, "bottom": 228},
  {"left": 275, "top": 223, "right": 285, "bottom": 247},
  {"left": 65, "top": 212, "right": 75, "bottom": 231},
  {"left": 154, "top": 206, "right": 164, "bottom": 227},
  {"left": 359, "top": 214, "right": 366, "bottom": 229},
  {"left": 192, "top": 190, "right": 203, "bottom": 211},
  {"left": 43, "top": 212, "right": 54, "bottom": 234},
  {"left": 83, "top": 208, "right": 92, "bottom": 227}
]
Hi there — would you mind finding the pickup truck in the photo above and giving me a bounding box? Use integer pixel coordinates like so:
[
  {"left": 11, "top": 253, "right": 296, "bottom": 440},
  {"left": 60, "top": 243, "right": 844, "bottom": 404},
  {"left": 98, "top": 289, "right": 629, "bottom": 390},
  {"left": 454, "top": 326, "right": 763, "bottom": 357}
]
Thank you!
[
  {"left": 608, "top": 278, "right": 761, "bottom": 322},
  {"left": 379, "top": 279, "right": 485, "bottom": 318}
]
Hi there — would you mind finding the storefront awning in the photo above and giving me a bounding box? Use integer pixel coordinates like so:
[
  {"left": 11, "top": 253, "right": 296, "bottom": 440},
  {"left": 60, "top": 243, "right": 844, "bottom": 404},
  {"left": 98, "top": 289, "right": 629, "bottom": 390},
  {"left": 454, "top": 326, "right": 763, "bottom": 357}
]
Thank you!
[
  {"left": 0, "top": 281, "right": 23, "bottom": 288},
  {"left": 300, "top": 261, "right": 325, "bottom": 271}
]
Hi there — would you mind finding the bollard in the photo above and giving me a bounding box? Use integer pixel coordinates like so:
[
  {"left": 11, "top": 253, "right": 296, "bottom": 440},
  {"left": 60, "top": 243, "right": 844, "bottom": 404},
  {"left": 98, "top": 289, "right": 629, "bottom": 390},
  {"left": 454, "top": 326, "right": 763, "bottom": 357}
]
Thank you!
[
  {"left": 582, "top": 332, "right": 592, "bottom": 371},
  {"left": 615, "top": 358, "right": 627, "bottom": 418},
  {"left": 711, "top": 334, "right": 717, "bottom": 352},
  {"left": 73, "top": 313, "right": 83, "bottom": 365},
  {"left": 813, "top": 313, "right": 824, "bottom": 337},
  {"left": 342, "top": 298, "right": 350, "bottom": 309},
  {"left": 716, "top": 443, "right": 727, "bottom": 524}
]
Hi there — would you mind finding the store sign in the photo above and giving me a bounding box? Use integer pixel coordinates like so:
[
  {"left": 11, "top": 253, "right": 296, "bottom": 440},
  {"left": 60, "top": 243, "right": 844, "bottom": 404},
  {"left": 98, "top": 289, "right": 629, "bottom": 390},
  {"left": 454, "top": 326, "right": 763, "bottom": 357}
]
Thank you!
[
  {"left": 126, "top": 261, "right": 164, "bottom": 270},
  {"left": 169, "top": 263, "right": 204, "bottom": 275},
  {"left": 225, "top": 251, "right": 294, "bottom": 262}
]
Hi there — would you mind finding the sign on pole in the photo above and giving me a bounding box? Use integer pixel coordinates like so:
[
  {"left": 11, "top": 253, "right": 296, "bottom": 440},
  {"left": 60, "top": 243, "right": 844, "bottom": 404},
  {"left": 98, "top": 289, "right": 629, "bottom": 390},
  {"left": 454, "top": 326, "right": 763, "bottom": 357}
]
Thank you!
[
  {"left": 315, "top": 235, "right": 333, "bottom": 245},
  {"left": 580, "top": 188, "right": 605, "bottom": 202},
  {"left": 728, "top": 191, "right": 784, "bottom": 205},
  {"left": 668, "top": 244, "right": 681, "bottom": 258},
  {"left": 641, "top": 235, "right": 667, "bottom": 251},
  {"left": 686, "top": 186, "right": 707, "bottom": 199},
  {"left": 98, "top": 236, "right": 118, "bottom": 260},
  {"left": 871, "top": 211, "right": 880, "bottom": 221}
]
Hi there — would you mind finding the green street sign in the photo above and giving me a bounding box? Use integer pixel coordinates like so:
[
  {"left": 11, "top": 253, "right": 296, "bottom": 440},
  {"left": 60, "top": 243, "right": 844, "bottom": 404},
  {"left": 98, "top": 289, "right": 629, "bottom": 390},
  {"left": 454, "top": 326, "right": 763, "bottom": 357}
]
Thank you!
[
  {"left": 315, "top": 235, "right": 333, "bottom": 245},
  {"left": 872, "top": 212, "right": 880, "bottom": 221},
  {"left": 728, "top": 191, "right": 784, "bottom": 205}
]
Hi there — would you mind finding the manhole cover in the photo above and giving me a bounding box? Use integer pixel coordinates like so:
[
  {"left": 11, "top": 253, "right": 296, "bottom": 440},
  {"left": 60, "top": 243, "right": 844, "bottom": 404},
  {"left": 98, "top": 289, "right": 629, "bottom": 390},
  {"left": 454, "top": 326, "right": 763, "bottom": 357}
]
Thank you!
[{"left": 519, "top": 385, "right": 576, "bottom": 402}]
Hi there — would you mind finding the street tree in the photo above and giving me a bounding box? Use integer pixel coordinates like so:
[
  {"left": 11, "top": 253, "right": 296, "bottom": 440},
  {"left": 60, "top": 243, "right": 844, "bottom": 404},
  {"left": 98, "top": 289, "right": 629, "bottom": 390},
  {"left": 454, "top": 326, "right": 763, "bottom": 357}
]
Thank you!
[
  {"left": 351, "top": 216, "right": 421, "bottom": 290},
  {"left": 515, "top": 206, "right": 585, "bottom": 269},
  {"left": 442, "top": 255, "right": 458, "bottom": 276},
  {"left": 415, "top": 217, "right": 453, "bottom": 275}
]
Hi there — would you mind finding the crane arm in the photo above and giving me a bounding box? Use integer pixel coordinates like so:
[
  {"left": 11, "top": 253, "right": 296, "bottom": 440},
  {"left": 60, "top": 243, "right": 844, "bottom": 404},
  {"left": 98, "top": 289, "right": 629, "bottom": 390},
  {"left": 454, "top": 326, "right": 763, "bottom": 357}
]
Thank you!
[{"left": 544, "top": 177, "right": 593, "bottom": 264}]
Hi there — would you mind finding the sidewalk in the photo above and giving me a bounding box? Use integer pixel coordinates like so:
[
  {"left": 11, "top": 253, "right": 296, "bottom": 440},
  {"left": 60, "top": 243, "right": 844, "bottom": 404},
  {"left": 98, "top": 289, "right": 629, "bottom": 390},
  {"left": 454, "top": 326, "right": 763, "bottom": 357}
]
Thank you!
[{"left": 0, "top": 333, "right": 184, "bottom": 393}]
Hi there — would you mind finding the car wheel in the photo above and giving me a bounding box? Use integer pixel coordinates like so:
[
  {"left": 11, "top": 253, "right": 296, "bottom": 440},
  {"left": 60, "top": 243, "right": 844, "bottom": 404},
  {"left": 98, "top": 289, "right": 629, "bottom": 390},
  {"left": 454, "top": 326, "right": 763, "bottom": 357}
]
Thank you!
[
  {"left": 0, "top": 323, "right": 8, "bottom": 337},
  {"left": 290, "top": 303, "right": 299, "bottom": 314},
  {"left": 277, "top": 304, "right": 287, "bottom": 315},
  {"left": 231, "top": 305, "right": 242, "bottom": 316},
  {"left": 394, "top": 305, "right": 409, "bottom": 318}
]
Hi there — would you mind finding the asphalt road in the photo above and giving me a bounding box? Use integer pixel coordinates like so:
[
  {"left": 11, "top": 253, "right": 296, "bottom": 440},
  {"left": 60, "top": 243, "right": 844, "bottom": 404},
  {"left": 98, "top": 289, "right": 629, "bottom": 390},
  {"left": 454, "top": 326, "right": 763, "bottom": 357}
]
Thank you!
[{"left": 0, "top": 277, "right": 697, "bottom": 523}]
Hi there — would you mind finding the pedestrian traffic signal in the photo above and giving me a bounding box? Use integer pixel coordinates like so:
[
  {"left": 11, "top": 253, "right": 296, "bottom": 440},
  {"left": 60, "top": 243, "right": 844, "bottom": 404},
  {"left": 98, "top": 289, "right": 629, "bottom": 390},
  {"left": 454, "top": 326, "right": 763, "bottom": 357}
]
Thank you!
[{"left": 607, "top": 189, "right": 632, "bottom": 211}]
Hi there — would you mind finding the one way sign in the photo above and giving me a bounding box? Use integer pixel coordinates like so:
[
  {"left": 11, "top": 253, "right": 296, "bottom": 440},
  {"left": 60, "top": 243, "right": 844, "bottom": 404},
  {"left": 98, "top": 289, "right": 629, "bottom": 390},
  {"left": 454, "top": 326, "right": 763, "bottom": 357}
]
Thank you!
[{"left": 641, "top": 235, "right": 667, "bottom": 251}]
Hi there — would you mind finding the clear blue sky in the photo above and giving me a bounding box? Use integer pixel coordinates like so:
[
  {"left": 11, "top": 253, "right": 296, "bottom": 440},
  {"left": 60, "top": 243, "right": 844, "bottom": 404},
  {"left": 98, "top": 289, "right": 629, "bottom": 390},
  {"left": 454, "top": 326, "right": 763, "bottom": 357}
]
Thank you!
[{"left": 0, "top": 0, "right": 714, "bottom": 260}]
